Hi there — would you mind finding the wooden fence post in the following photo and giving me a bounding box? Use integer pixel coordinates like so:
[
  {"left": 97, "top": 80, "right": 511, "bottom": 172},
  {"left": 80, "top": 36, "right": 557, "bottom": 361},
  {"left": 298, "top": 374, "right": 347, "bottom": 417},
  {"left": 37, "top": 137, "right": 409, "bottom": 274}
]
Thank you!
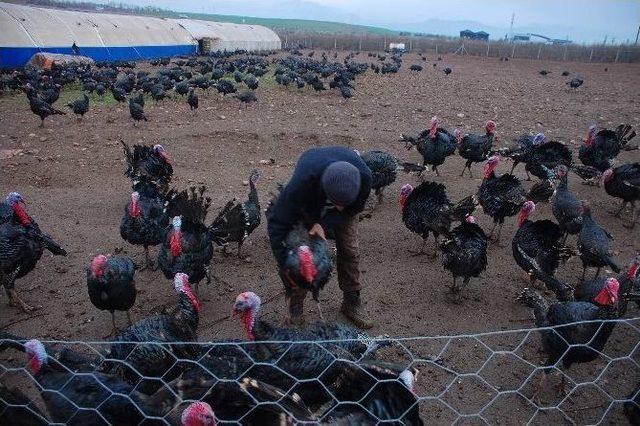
[
  {"left": 435, "top": 44, "right": 438, "bottom": 55},
  {"left": 537, "top": 46, "right": 541, "bottom": 59},
  {"left": 359, "top": 38, "right": 362, "bottom": 51},
  {"left": 334, "top": 37, "right": 337, "bottom": 50},
  {"left": 615, "top": 47, "right": 620, "bottom": 62},
  {"left": 589, "top": 48, "right": 594, "bottom": 62},
  {"left": 511, "top": 43, "right": 515, "bottom": 58},
  {"left": 486, "top": 41, "right": 490, "bottom": 57},
  {"left": 563, "top": 44, "right": 568, "bottom": 60}
]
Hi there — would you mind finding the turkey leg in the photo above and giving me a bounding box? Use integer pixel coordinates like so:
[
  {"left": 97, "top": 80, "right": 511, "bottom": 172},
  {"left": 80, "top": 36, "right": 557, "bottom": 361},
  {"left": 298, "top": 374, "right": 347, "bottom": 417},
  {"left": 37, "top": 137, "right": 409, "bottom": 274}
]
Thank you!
[
  {"left": 623, "top": 202, "right": 637, "bottom": 229},
  {"left": 140, "top": 246, "right": 155, "bottom": 271},
  {"left": 2, "top": 270, "right": 35, "bottom": 313},
  {"left": 611, "top": 200, "right": 627, "bottom": 218},
  {"left": 105, "top": 312, "right": 118, "bottom": 338}
]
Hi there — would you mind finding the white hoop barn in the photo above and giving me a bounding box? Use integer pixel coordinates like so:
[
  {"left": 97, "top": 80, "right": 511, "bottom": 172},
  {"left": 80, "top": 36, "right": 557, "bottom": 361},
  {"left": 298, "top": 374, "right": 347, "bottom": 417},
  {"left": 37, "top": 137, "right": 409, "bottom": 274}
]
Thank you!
[{"left": 0, "top": 2, "right": 281, "bottom": 68}]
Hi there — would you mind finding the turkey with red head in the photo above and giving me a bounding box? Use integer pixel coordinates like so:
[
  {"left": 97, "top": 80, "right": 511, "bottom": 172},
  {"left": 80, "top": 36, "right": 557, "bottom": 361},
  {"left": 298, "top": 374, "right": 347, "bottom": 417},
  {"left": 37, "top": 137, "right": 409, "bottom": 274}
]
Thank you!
[
  {"left": 121, "top": 140, "right": 173, "bottom": 190},
  {"left": 0, "top": 192, "right": 67, "bottom": 312},
  {"left": 439, "top": 215, "right": 488, "bottom": 298},
  {"left": 455, "top": 120, "right": 497, "bottom": 178},
  {"left": 517, "top": 279, "right": 625, "bottom": 401},
  {"left": 102, "top": 273, "right": 200, "bottom": 394},
  {"left": 0, "top": 339, "right": 149, "bottom": 424},
  {"left": 279, "top": 223, "right": 333, "bottom": 304},
  {"left": 512, "top": 201, "right": 574, "bottom": 301},
  {"left": 158, "top": 186, "right": 214, "bottom": 294},
  {"left": 232, "top": 291, "right": 419, "bottom": 421},
  {"left": 401, "top": 116, "right": 457, "bottom": 176},
  {"left": 498, "top": 133, "right": 543, "bottom": 179},
  {"left": 86, "top": 254, "right": 136, "bottom": 336},
  {"left": 579, "top": 124, "right": 636, "bottom": 172},
  {"left": 176, "top": 380, "right": 315, "bottom": 425},
  {"left": 209, "top": 170, "right": 262, "bottom": 258},
  {"left": 502, "top": 133, "right": 572, "bottom": 181},
  {"left": 477, "top": 156, "right": 550, "bottom": 243},
  {"left": 551, "top": 165, "right": 583, "bottom": 240},
  {"left": 399, "top": 181, "right": 476, "bottom": 258},
  {"left": 601, "top": 162, "right": 640, "bottom": 228},
  {"left": 120, "top": 178, "right": 171, "bottom": 269},
  {"left": 577, "top": 201, "right": 620, "bottom": 280},
  {"left": 575, "top": 255, "right": 640, "bottom": 315}
]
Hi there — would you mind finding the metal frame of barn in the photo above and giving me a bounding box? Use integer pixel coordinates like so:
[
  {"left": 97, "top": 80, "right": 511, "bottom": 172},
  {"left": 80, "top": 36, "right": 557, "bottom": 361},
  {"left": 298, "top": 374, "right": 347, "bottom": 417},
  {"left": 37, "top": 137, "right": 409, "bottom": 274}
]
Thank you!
[{"left": 0, "top": 2, "right": 281, "bottom": 68}]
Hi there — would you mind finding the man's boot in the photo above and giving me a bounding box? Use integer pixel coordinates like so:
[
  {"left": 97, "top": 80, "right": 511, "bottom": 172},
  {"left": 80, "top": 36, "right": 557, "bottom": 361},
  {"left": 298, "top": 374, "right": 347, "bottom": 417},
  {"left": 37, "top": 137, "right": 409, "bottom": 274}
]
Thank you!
[
  {"left": 287, "top": 291, "right": 306, "bottom": 327},
  {"left": 340, "top": 291, "right": 374, "bottom": 329}
]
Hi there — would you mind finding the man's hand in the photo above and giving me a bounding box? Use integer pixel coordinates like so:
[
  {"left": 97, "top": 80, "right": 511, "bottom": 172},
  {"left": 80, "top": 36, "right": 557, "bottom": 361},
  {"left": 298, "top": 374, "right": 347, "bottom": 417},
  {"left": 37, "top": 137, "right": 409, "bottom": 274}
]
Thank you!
[{"left": 309, "top": 223, "right": 326, "bottom": 240}]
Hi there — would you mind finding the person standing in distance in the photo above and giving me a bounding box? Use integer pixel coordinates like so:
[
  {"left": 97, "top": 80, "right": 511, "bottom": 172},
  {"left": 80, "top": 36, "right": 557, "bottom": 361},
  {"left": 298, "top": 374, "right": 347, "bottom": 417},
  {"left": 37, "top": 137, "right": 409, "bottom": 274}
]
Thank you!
[{"left": 267, "top": 146, "right": 373, "bottom": 329}]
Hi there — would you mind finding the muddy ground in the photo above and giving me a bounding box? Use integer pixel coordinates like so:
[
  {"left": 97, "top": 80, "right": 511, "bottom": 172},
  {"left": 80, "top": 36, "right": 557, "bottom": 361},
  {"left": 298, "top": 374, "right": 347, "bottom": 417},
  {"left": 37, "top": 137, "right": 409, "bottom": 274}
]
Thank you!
[{"left": 1, "top": 51, "right": 639, "bottom": 424}]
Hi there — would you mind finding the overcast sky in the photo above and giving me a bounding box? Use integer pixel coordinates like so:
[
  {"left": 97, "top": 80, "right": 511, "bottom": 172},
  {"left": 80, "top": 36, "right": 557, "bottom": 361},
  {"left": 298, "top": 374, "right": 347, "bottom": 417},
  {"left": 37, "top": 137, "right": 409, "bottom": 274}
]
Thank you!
[{"left": 88, "top": 0, "right": 639, "bottom": 43}]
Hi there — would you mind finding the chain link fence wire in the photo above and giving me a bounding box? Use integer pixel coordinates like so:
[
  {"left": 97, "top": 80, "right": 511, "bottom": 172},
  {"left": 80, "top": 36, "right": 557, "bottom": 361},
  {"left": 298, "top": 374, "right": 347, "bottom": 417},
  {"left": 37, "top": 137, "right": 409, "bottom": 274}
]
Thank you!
[{"left": 1, "top": 317, "right": 639, "bottom": 425}]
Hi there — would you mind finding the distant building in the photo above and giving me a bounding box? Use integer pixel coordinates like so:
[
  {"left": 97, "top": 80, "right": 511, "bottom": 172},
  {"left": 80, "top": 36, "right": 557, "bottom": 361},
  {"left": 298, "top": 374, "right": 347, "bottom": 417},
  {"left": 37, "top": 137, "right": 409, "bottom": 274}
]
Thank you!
[
  {"left": 460, "top": 30, "right": 489, "bottom": 41},
  {"left": 510, "top": 33, "right": 572, "bottom": 44}
]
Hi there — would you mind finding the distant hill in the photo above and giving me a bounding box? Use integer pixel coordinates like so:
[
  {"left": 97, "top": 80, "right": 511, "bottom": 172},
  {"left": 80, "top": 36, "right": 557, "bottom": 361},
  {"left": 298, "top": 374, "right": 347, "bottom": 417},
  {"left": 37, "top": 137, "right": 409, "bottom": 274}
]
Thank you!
[
  {"left": 15, "top": 0, "right": 400, "bottom": 36},
  {"left": 177, "top": 12, "right": 399, "bottom": 36}
]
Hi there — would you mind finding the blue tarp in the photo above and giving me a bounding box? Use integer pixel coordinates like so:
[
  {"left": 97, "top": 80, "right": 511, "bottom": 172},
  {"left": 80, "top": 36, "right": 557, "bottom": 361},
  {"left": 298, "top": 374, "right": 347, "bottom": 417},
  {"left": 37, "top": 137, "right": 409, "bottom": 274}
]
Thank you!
[{"left": 0, "top": 44, "right": 197, "bottom": 68}]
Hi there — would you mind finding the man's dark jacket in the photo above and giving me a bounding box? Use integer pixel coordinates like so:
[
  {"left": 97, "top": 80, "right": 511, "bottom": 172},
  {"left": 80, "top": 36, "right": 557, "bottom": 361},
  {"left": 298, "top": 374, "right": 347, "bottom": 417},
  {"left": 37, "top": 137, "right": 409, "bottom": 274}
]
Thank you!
[{"left": 267, "top": 146, "right": 372, "bottom": 267}]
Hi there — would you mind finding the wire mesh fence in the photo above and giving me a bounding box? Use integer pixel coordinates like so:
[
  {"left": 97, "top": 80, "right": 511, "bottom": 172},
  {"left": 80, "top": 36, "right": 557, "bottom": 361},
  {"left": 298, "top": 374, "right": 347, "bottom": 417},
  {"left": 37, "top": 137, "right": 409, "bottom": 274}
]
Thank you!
[
  {"left": 278, "top": 32, "right": 640, "bottom": 64},
  {"left": 1, "top": 317, "right": 639, "bottom": 425}
]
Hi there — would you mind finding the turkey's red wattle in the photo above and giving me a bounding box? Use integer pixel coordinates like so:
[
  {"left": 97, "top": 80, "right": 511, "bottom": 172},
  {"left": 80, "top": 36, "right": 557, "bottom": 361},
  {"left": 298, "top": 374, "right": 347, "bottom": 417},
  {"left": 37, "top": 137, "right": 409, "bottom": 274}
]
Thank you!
[
  {"left": 585, "top": 132, "right": 595, "bottom": 147},
  {"left": 28, "top": 355, "right": 42, "bottom": 375},
  {"left": 128, "top": 199, "right": 141, "bottom": 218},
  {"left": 517, "top": 211, "right": 529, "bottom": 228},
  {"left": 399, "top": 195, "right": 409, "bottom": 212},
  {"left": 483, "top": 164, "right": 496, "bottom": 179},
  {"left": 298, "top": 247, "right": 317, "bottom": 284},
  {"left": 169, "top": 231, "right": 182, "bottom": 257},
  {"left": 183, "top": 287, "right": 200, "bottom": 312},
  {"left": 12, "top": 203, "right": 31, "bottom": 226},
  {"left": 429, "top": 123, "right": 437, "bottom": 139},
  {"left": 91, "top": 264, "right": 104, "bottom": 278},
  {"left": 594, "top": 281, "right": 618, "bottom": 307},
  {"left": 628, "top": 263, "right": 640, "bottom": 280},
  {"left": 242, "top": 310, "right": 256, "bottom": 340}
]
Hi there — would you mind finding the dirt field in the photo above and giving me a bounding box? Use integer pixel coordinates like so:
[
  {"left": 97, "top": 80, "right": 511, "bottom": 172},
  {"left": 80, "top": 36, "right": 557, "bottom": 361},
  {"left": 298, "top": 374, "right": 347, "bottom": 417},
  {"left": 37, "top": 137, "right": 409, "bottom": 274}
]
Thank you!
[{"left": 1, "top": 51, "right": 639, "bottom": 424}]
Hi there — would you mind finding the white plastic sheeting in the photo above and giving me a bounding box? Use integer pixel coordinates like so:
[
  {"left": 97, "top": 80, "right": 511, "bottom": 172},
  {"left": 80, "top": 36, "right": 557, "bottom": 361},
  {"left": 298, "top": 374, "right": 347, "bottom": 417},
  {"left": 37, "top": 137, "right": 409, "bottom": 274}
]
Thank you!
[
  {"left": 175, "top": 19, "right": 281, "bottom": 52},
  {"left": 0, "top": 2, "right": 281, "bottom": 53},
  {"left": 0, "top": 2, "right": 193, "bottom": 48}
]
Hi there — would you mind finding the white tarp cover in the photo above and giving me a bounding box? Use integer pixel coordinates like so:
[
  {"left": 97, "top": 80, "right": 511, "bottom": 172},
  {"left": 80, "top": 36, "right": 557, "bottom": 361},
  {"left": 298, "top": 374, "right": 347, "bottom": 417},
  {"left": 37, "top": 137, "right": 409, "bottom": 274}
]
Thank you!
[
  {"left": 0, "top": 2, "right": 281, "bottom": 51},
  {"left": 0, "top": 2, "right": 193, "bottom": 48},
  {"left": 175, "top": 19, "right": 281, "bottom": 51}
]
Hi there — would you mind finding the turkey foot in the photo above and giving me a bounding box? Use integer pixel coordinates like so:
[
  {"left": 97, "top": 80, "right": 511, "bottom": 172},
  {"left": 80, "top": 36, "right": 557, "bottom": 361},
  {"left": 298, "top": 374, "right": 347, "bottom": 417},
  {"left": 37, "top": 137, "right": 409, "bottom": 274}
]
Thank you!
[
  {"left": 528, "top": 274, "right": 546, "bottom": 291},
  {"left": 531, "top": 373, "right": 549, "bottom": 406},
  {"left": 7, "top": 289, "right": 37, "bottom": 313}
]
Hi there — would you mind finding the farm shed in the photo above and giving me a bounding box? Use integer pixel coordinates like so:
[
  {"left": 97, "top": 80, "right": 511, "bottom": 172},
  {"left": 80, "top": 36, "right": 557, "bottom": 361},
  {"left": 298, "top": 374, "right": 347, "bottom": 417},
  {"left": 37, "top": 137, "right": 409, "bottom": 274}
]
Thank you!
[
  {"left": 0, "top": 2, "right": 281, "bottom": 68},
  {"left": 460, "top": 30, "right": 489, "bottom": 41}
]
